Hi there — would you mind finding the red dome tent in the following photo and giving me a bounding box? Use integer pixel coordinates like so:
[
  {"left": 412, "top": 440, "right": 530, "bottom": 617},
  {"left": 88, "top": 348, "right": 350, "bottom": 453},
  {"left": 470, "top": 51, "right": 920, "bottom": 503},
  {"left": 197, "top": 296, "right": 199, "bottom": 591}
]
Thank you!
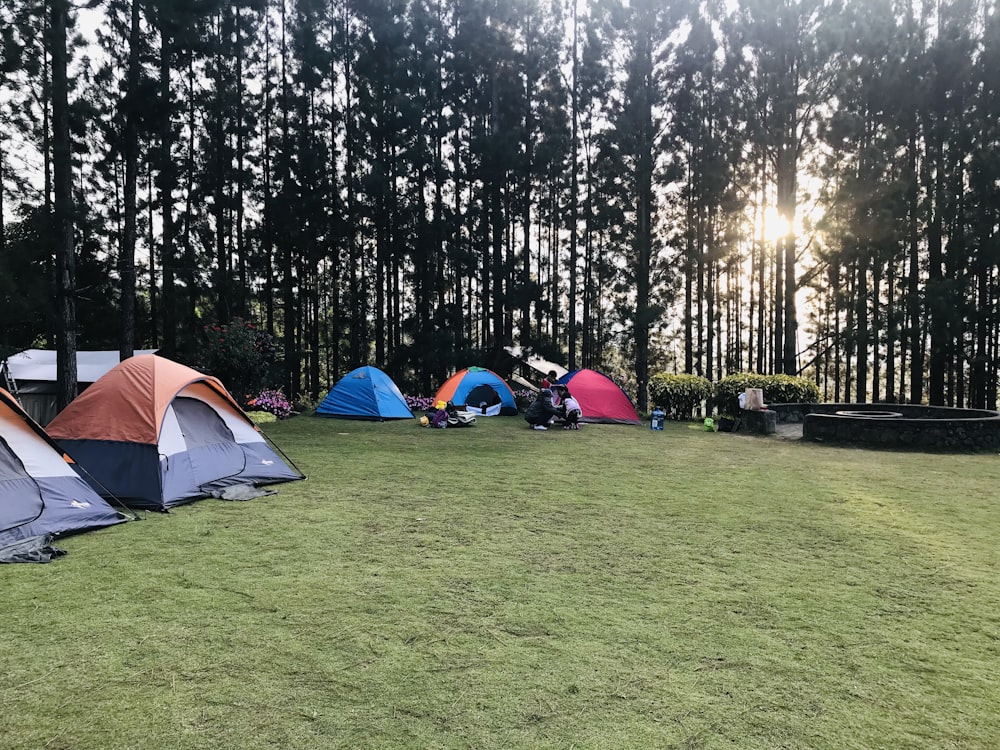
[{"left": 556, "top": 369, "right": 640, "bottom": 425}]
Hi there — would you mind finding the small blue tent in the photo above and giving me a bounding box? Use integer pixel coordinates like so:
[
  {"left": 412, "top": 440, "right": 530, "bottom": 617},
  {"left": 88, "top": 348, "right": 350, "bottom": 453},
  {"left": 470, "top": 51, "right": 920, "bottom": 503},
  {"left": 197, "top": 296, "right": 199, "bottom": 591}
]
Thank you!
[{"left": 315, "top": 366, "right": 413, "bottom": 421}]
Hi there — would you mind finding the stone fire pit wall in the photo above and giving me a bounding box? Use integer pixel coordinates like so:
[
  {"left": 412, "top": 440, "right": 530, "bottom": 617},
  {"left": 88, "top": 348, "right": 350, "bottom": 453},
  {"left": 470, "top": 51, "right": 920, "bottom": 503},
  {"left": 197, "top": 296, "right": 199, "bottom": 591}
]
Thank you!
[{"left": 767, "top": 402, "right": 1000, "bottom": 452}]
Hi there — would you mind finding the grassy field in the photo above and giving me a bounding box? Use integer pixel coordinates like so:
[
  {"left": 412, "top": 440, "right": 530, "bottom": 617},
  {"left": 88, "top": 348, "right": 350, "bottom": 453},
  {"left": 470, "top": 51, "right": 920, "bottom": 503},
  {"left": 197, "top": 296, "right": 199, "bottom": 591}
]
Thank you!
[{"left": 3, "top": 414, "right": 1000, "bottom": 749}]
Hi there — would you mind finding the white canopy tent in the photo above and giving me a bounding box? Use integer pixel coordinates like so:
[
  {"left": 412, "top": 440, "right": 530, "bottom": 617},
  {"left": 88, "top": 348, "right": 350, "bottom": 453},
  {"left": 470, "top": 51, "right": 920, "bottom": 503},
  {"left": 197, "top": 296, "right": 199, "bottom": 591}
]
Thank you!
[
  {"left": 2, "top": 349, "right": 158, "bottom": 425},
  {"left": 504, "top": 345, "right": 568, "bottom": 383}
]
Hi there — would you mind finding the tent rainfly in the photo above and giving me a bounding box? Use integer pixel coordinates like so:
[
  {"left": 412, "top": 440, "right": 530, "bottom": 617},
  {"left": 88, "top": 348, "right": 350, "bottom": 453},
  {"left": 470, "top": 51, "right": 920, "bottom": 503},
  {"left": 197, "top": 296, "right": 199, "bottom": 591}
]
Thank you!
[{"left": 46, "top": 355, "right": 303, "bottom": 511}]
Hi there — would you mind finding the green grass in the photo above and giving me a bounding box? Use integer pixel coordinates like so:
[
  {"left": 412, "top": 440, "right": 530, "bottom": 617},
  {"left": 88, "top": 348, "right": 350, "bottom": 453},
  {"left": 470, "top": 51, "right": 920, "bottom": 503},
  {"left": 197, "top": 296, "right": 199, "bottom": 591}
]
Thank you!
[
  {"left": 244, "top": 410, "right": 278, "bottom": 424},
  {"left": 3, "top": 416, "right": 1000, "bottom": 749}
]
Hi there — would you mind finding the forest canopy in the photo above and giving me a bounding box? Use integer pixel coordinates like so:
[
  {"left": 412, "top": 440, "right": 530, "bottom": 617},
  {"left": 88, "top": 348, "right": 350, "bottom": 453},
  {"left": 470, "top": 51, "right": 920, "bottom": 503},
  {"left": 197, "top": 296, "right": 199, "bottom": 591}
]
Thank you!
[{"left": 1, "top": 0, "right": 997, "bottom": 411}]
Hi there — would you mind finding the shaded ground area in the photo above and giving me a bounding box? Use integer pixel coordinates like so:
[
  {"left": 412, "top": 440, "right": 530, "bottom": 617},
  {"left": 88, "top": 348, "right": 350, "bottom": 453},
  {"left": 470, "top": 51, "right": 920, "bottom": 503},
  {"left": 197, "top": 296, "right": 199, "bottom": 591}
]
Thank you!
[{"left": 775, "top": 422, "right": 803, "bottom": 440}]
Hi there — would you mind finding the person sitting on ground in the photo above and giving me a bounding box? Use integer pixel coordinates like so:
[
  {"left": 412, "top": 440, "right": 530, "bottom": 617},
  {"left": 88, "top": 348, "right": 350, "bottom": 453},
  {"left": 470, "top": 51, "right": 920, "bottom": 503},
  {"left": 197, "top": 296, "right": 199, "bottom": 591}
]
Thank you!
[
  {"left": 429, "top": 400, "right": 450, "bottom": 428},
  {"left": 540, "top": 370, "right": 557, "bottom": 390},
  {"left": 559, "top": 389, "right": 582, "bottom": 430},
  {"left": 525, "top": 388, "right": 560, "bottom": 431}
]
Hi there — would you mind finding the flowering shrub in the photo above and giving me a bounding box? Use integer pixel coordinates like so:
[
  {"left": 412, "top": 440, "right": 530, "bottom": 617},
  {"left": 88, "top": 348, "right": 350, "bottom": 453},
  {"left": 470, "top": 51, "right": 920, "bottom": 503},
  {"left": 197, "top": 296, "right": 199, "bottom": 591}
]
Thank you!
[
  {"left": 197, "top": 318, "right": 278, "bottom": 404},
  {"left": 248, "top": 389, "right": 294, "bottom": 419},
  {"left": 405, "top": 395, "right": 435, "bottom": 412}
]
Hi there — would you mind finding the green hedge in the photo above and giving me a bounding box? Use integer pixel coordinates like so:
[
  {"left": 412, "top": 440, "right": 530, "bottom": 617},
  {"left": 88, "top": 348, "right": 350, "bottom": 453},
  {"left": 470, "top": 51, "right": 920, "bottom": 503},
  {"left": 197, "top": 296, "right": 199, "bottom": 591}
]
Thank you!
[
  {"left": 648, "top": 373, "right": 714, "bottom": 420},
  {"left": 715, "top": 373, "right": 820, "bottom": 416}
]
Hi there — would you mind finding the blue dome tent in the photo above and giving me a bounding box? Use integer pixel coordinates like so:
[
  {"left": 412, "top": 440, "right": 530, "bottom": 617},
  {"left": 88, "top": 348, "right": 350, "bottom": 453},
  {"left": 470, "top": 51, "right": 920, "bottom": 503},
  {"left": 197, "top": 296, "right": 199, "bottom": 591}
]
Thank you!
[{"left": 315, "top": 366, "right": 413, "bottom": 421}]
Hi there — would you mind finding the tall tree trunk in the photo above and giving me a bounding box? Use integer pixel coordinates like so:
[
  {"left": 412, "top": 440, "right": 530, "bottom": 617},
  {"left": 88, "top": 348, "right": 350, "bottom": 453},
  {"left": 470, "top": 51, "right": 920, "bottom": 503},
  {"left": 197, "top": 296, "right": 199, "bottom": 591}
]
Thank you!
[
  {"left": 214, "top": 9, "right": 230, "bottom": 324},
  {"left": 633, "top": 27, "right": 654, "bottom": 412},
  {"left": 374, "top": 124, "right": 388, "bottom": 366},
  {"left": 147, "top": 166, "right": 158, "bottom": 347},
  {"left": 698, "top": 202, "right": 708, "bottom": 377},
  {"left": 684, "top": 172, "right": 694, "bottom": 374},
  {"left": 51, "top": 0, "right": 77, "bottom": 409},
  {"left": 278, "top": 0, "right": 297, "bottom": 396},
  {"left": 971, "top": 211, "right": 990, "bottom": 407},
  {"left": 0, "top": 140, "right": 6, "bottom": 258},
  {"left": 182, "top": 56, "right": 198, "bottom": 333},
  {"left": 582, "top": 141, "right": 594, "bottom": 367},
  {"left": 831, "top": 261, "right": 842, "bottom": 401},
  {"left": 906, "top": 130, "right": 922, "bottom": 404},
  {"left": 489, "top": 76, "right": 504, "bottom": 353},
  {"left": 755, "top": 167, "right": 766, "bottom": 374},
  {"left": 309, "top": 268, "right": 320, "bottom": 399},
  {"left": 263, "top": 0, "right": 276, "bottom": 335},
  {"left": 343, "top": 3, "right": 361, "bottom": 365},
  {"left": 327, "top": 6, "right": 342, "bottom": 381},
  {"left": 885, "top": 256, "right": 897, "bottom": 402},
  {"left": 773, "top": 218, "right": 783, "bottom": 374},
  {"left": 120, "top": 0, "right": 141, "bottom": 361},
  {"left": 927, "top": 133, "right": 946, "bottom": 405},
  {"left": 706, "top": 208, "right": 716, "bottom": 382},
  {"left": 234, "top": 4, "right": 248, "bottom": 319},
  {"left": 855, "top": 249, "right": 869, "bottom": 402},
  {"left": 568, "top": 0, "right": 579, "bottom": 370},
  {"left": 159, "top": 14, "right": 177, "bottom": 356},
  {"left": 776, "top": 138, "right": 796, "bottom": 374}
]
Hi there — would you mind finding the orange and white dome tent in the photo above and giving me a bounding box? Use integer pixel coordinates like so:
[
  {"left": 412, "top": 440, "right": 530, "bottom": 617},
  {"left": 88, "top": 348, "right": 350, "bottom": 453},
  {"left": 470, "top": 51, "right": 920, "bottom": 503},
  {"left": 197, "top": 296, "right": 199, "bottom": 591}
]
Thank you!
[
  {"left": 432, "top": 367, "right": 518, "bottom": 416},
  {"left": 46, "top": 354, "right": 303, "bottom": 511}
]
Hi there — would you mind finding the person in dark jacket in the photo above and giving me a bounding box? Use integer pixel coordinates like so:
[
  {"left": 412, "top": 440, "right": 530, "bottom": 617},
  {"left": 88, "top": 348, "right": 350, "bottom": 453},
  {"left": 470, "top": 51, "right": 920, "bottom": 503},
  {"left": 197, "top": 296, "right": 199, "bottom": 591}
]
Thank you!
[{"left": 525, "top": 389, "right": 560, "bottom": 431}]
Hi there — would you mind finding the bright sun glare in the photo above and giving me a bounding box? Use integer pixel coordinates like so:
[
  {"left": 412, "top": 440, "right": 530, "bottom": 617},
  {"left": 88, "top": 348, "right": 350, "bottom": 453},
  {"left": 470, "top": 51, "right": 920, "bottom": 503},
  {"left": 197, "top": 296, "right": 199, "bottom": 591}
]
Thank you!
[{"left": 760, "top": 206, "right": 793, "bottom": 244}]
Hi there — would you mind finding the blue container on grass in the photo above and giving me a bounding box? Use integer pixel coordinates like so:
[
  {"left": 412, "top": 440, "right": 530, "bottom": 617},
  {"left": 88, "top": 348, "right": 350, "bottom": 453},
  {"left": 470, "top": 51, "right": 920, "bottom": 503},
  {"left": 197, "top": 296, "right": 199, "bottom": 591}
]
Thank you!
[{"left": 650, "top": 408, "right": 665, "bottom": 430}]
